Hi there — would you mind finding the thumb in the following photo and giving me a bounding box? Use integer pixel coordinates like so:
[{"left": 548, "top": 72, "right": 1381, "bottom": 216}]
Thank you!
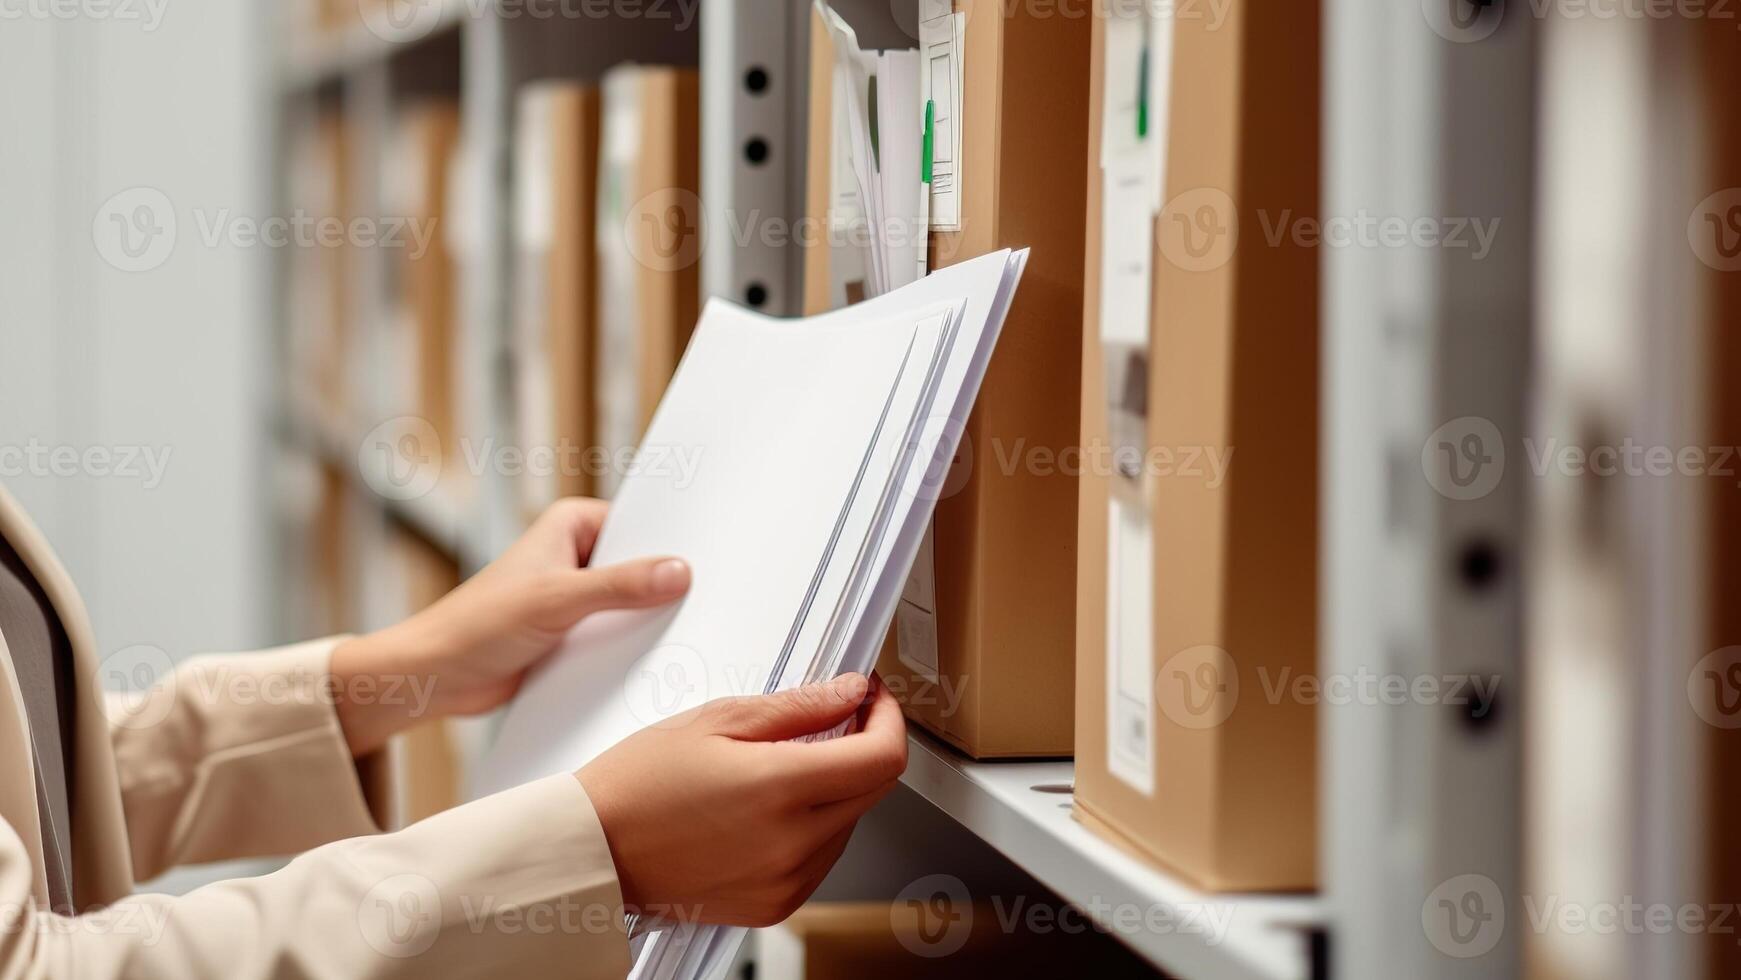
[
  {"left": 709, "top": 673, "right": 870, "bottom": 742},
  {"left": 542, "top": 557, "right": 691, "bottom": 625}
]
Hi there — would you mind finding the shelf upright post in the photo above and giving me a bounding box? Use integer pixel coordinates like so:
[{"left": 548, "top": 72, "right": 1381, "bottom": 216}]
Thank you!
[
  {"left": 459, "top": 2, "right": 517, "bottom": 570},
  {"left": 700, "top": 0, "right": 807, "bottom": 314},
  {"left": 1322, "top": 0, "right": 1537, "bottom": 977}
]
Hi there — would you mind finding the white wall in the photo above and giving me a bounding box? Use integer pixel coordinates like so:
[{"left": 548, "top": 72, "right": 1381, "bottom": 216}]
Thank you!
[{"left": 0, "top": 5, "right": 270, "bottom": 660}]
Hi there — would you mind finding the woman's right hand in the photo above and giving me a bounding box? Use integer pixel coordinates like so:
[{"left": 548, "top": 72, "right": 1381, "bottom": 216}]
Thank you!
[{"left": 574, "top": 672, "right": 907, "bottom": 928}]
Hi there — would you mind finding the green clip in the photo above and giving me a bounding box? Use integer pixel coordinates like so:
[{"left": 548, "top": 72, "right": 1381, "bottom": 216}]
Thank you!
[
  {"left": 1137, "top": 46, "right": 1149, "bottom": 140},
  {"left": 922, "top": 99, "right": 935, "bottom": 184}
]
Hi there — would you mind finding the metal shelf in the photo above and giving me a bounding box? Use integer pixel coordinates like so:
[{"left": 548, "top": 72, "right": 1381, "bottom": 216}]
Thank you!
[
  {"left": 279, "top": 0, "right": 469, "bottom": 92},
  {"left": 899, "top": 732, "right": 1321, "bottom": 980}
]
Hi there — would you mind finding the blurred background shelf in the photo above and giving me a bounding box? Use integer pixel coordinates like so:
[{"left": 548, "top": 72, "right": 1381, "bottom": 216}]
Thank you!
[
  {"left": 280, "top": 0, "right": 470, "bottom": 92},
  {"left": 902, "top": 732, "right": 1321, "bottom": 980}
]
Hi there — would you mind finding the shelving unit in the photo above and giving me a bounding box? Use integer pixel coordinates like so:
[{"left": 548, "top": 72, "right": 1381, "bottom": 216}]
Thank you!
[{"left": 259, "top": 2, "right": 1584, "bottom": 979}]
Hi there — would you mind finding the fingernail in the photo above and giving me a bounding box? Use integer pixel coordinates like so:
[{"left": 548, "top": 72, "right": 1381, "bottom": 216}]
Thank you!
[{"left": 651, "top": 559, "right": 691, "bottom": 594}]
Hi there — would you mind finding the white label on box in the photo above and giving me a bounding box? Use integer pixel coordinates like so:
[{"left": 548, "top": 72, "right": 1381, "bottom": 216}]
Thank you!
[
  {"left": 919, "top": 10, "right": 964, "bottom": 231},
  {"left": 896, "top": 521, "right": 941, "bottom": 683},
  {"left": 1107, "top": 496, "right": 1155, "bottom": 795}
]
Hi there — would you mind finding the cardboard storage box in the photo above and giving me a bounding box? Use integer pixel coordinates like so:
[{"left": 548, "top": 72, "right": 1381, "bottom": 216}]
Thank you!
[
  {"left": 594, "top": 65, "right": 701, "bottom": 497},
  {"left": 873, "top": 0, "right": 1092, "bottom": 759},
  {"left": 760, "top": 902, "right": 1151, "bottom": 979},
  {"left": 513, "top": 83, "right": 601, "bottom": 513},
  {"left": 384, "top": 101, "right": 462, "bottom": 467},
  {"left": 1073, "top": 0, "right": 1320, "bottom": 890}
]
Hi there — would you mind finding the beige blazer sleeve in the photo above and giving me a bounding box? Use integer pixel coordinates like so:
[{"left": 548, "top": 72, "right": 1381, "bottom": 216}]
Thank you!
[
  {"left": 105, "top": 638, "right": 393, "bottom": 879},
  {"left": 0, "top": 638, "right": 635, "bottom": 978},
  {"left": 1, "top": 772, "right": 634, "bottom": 978}
]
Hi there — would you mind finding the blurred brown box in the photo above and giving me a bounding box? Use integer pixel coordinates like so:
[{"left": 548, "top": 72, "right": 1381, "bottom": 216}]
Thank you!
[
  {"left": 761, "top": 902, "right": 1152, "bottom": 979},
  {"left": 395, "top": 101, "right": 463, "bottom": 465},
  {"left": 1073, "top": 0, "right": 1320, "bottom": 891},
  {"left": 514, "top": 83, "right": 601, "bottom": 514},
  {"left": 874, "top": 0, "right": 1092, "bottom": 759},
  {"left": 593, "top": 66, "right": 701, "bottom": 496}
]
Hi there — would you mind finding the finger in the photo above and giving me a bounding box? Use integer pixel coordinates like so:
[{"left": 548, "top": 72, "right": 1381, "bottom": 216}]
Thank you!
[
  {"left": 708, "top": 674, "right": 870, "bottom": 742},
  {"left": 539, "top": 497, "right": 611, "bottom": 564},
  {"left": 811, "top": 777, "right": 898, "bottom": 835},
  {"left": 775, "top": 681, "right": 907, "bottom": 802},
  {"left": 545, "top": 557, "right": 691, "bottom": 624},
  {"left": 789, "top": 823, "right": 856, "bottom": 906}
]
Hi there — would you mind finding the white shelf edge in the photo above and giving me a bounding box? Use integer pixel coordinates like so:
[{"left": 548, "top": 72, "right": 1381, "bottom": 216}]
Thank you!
[
  {"left": 279, "top": 0, "right": 470, "bottom": 93},
  {"left": 898, "top": 733, "right": 1320, "bottom": 980}
]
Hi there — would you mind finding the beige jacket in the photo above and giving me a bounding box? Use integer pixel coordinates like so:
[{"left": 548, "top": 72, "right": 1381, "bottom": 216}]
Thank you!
[{"left": 0, "top": 485, "right": 633, "bottom": 978}]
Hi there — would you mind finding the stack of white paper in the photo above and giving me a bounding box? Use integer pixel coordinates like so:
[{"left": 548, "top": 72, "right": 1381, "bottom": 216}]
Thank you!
[{"left": 478, "top": 248, "right": 1027, "bottom": 980}]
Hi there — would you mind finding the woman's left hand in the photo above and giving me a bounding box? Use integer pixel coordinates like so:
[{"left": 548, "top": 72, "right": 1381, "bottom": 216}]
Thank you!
[{"left": 328, "top": 498, "right": 691, "bottom": 755}]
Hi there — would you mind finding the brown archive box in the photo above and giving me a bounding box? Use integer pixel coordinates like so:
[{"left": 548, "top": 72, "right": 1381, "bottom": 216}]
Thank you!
[
  {"left": 760, "top": 902, "right": 1152, "bottom": 979},
  {"left": 1073, "top": 0, "right": 1320, "bottom": 890},
  {"left": 872, "top": 0, "right": 1092, "bottom": 758},
  {"left": 514, "top": 83, "right": 601, "bottom": 514},
  {"left": 594, "top": 65, "right": 701, "bottom": 496},
  {"left": 391, "top": 102, "right": 462, "bottom": 466}
]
